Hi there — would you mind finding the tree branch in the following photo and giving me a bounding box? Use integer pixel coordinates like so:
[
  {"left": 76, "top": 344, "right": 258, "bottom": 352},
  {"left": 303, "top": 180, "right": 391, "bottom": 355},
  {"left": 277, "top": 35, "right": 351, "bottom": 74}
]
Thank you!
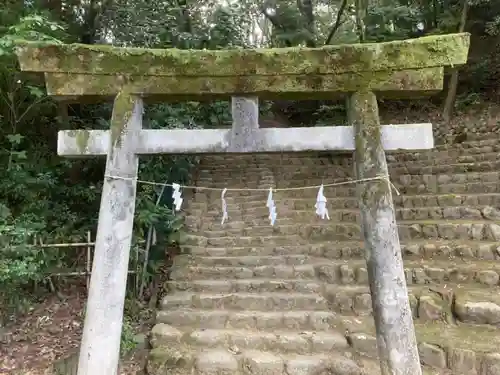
[
  {"left": 354, "top": 0, "right": 368, "bottom": 43},
  {"left": 325, "top": 0, "right": 348, "bottom": 45},
  {"left": 260, "top": 2, "right": 293, "bottom": 47},
  {"left": 296, "top": 0, "right": 316, "bottom": 47},
  {"left": 442, "top": 0, "right": 469, "bottom": 130}
]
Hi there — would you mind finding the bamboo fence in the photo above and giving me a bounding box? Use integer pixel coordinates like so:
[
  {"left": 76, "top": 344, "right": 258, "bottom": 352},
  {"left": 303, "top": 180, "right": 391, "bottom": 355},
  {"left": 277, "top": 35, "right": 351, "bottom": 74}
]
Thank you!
[{"left": 32, "top": 231, "right": 142, "bottom": 290}]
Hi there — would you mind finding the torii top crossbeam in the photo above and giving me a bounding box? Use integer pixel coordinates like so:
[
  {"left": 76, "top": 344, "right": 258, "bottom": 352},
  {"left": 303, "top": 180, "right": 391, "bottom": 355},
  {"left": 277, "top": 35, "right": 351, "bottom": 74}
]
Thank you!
[{"left": 16, "top": 33, "right": 470, "bottom": 101}]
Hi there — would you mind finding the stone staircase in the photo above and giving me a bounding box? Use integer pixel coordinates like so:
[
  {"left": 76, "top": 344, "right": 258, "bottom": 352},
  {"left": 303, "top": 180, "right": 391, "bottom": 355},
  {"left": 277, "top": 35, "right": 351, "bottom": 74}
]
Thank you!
[{"left": 147, "top": 139, "right": 500, "bottom": 375}]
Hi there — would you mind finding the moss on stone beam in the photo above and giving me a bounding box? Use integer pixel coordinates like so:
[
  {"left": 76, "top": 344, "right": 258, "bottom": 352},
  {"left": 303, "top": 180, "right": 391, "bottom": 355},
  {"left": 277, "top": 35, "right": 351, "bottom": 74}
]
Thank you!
[
  {"left": 45, "top": 90, "right": 444, "bottom": 104},
  {"left": 43, "top": 67, "right": 444, "bottom": 100},
  {"left": 16, "top": 33, "right": 469, "bottom": 77}
]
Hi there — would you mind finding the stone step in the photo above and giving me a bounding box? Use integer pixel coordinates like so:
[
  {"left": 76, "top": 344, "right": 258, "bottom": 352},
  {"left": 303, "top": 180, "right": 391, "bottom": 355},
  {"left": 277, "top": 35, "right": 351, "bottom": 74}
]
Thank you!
[
  {"left": 387, "top": 153, "right": 499, "bottom": 166},
  {"left": 184, "top": 240, "right": 500, "bottom": 261},
  {"left": 390, "top": 149, "right": 499, "bottom": 164},
  {"left": 160, "top": 286, "right": 500, "bottom": 325},
  {"left": 396, "top": 160, "right": 500, "bottom": 175},
  {"left": 183, "top": 221, "right": 500, "bottom": 245},
  {"left": 177, "top": 254, "right": 324, "bottom": 267},
  {"left": 196, "top": 141, "right": 500, "bottom": 164},
  {"left": 391, "top": 148, "right": 500, "bottom": 163},
  {"left": 185, "top": 206, "right": 500, "bottom": 230},
  {"left": 340, "top": 316, "right": 500, "bottom": 373},
  {"left": 147, "top": 320, "right": 500, "bottom": 375},
  {"left": 191, "top": 180, "right": 500, "bottom": 200},
  {"left": 187, "top": 193, "right": 500, "bottom": 211},
  {"left": 392, "top": 141, "right": 500, "bottom": 156},
  {"left": 155, "top": 309, "right": 340, "bottom": 331},
  {"left": 199, "top": 149, "right": 499, "bottom": 162},
  {"left": 196, "top": 151, "right": 500, "bottom": 171},
  {"left": 154, "top": 307, "right": 500, "bottom": 368},
  {"left": 184, "top": 234, "right": 308, "bottom": 248},
  {"left": 434, "top": 138, "right": 500, "bottom": 147},
  {"left": 188, "top": 181, "right": 500, "bottom": 199},
  {"left": 196, "top": 158, "right": 486, "bottom": 172},
  {"left": 170, "top": 258, "right": 500, "bottom": 287},
  {"left": 165, "top": 276, "right": 495, "bottom": 295},
  {"left": 190, "top": 194, "right": 500, "bottom": 210},
  {"left": 160, "top": 291, "right": 329, "bottom": 311},
  {"left": 147, "top": 348, "right": 371, "bottom": 375},
  {"left": 162, "top": 279, "right": 350, "bottom": 295},
  {"left": 325, "top": 285, "right": 500, "bottom": 324},
  {"left": 197, "top": 161, "right": 500, "bottom": 178},
  {"left": 195, "top": 170, "right": 500, "bottom": 188},
  {"left": 150, "top": 326, "right": 351, "bottom": 355},
  {"left": 197, "top": 159, "right": 498, "bottom": 178},
  {"left": 292, "top": 170, "right": 499, "bottom": 185},
  {"left": 196, "top": 160, "right": 500, "bottom": 173}
]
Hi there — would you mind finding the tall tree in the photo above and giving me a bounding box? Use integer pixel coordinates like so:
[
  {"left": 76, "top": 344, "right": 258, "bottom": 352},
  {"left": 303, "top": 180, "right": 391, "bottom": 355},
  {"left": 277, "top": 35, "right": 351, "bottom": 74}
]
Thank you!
[{"left": 442, "top": 0, "right": 469, "bottom": 132}]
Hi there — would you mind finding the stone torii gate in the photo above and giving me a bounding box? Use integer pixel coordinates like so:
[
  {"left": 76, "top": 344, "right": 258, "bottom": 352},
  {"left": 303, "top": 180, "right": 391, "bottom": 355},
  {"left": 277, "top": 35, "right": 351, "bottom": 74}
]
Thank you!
[{"left": 16, "top": 33, "right": 470, "bottom": 375}]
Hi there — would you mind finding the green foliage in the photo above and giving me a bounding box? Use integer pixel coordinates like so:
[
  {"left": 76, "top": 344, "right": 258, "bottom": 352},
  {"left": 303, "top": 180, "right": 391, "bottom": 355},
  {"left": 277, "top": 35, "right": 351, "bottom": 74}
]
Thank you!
[
  {"left": 485, "top": 16, "right": 500, "bottom": 35},
  {"left": 0, "top": 14, "right": 66, "bottom": 57},
  {"left": 266, "top": 2, "right": 314, "bottom": 46},
  {"left": 208, "top": 4, "right": 254, "bottom": 49},
  {"left": 0, "top": 12, "right": 203, "bottom": 319},
  {"left": 120, "top": 316, "right": 138, "bottom": 356},
  {"left": 455, "top": 92, "right": 482, "bottom": 110},
  {"left": 0, "top": 15, "right": 70, "bottom": 320},
  {"left": 365, "top": 4, "right": 422, "bottom": 42},
  {"left": 0, "top": 204, "right": 44, "bottom": 284}
]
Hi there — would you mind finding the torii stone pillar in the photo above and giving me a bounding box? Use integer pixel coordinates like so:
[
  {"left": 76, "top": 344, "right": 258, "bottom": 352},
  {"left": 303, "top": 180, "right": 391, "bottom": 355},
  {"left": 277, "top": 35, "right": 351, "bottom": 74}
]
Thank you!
[
  {"left": 77, "top": 92, "right": 144, "bottom": 375},
  {"left": 348, "top": 91, "right": 421, "bottom": 375}
]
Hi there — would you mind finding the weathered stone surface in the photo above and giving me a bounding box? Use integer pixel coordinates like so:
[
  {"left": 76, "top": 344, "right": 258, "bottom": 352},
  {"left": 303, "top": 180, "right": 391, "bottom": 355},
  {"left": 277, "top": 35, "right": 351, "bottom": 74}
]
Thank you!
[
  {"left": 486, "top": 224, "right": 500, "bottom": 241},
  {"left": 350, "top": 89, "right": 421, "bottom": 374},
  {"left": 448, "top": 348, "right": 478, "bottom": 374},
  {"left": 347, "top": 333, "right": 378, "bottom": 358},
  {"left": 150, "top": 324, "right": 183, "bottom": 347},
  {"left": 76, "top": 93, "right": 143, "bottom": 375},
  {"left": 476, "top": 270, "right": 500, "bottom": 286},
  {"left": 178, "top": 219, "right": 500, "bottom": 246},
  {"left": 483, "top": 207, "right": 500, "bottom": 220},
  {"left": 16, "top": 33, "right": 470, "bottom": 77},
  {"left": 284, "top": 355, "right": 363, "bottom": 375},
  {"left": 195, "top": 350, "right": 238, "bottom": 375},
  {"left": 147, "top": 347, "right": 194, "bottom": 374},
  {"left": 323, "top": 357, "right": 364, "bottom": 375},
  {"left": 285, "top": 356, "right": 325, "bottom": 375},
  {"left": 481, "top": 353, "right": 500, "bottom": 375},
  {"left": 455, "top": 294, "right": 500, "bottom": 325},
  {"left": 418, "top": 295, "right": 445, "bottom": 322},
  {"left": 58, "top": 123, "right": 435, "bottom": 156},
  {"left": 242, "top": 351, "right": 283, "bottom": 375},
  {"left": 418, "top": 343, "right": 447, "bottom": 368},
  {"left": 43, "top": 68, "right": 446, "bottom": 100}
]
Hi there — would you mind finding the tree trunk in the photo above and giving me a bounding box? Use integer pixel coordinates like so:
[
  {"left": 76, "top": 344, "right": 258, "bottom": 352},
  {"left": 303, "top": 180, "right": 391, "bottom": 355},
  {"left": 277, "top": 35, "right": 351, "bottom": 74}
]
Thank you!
[
  {"left": 354, "top": 0, "right": 368, "bottom": 42},
  {"left": 297, "top": 0, "right": 316, "bottom": 47},
  {"left": 442, "top": 0, "right": 469, "bottom": 137},
  {"left": 325, "top": 0, "right": 348, "bottom": 45}
]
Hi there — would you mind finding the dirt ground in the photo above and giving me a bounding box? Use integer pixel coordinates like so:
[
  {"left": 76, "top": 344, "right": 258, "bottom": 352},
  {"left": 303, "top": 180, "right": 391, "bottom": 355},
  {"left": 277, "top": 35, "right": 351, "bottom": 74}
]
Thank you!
[{"left": 0, "top": 283, "right": 149, "bottom": 375}]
